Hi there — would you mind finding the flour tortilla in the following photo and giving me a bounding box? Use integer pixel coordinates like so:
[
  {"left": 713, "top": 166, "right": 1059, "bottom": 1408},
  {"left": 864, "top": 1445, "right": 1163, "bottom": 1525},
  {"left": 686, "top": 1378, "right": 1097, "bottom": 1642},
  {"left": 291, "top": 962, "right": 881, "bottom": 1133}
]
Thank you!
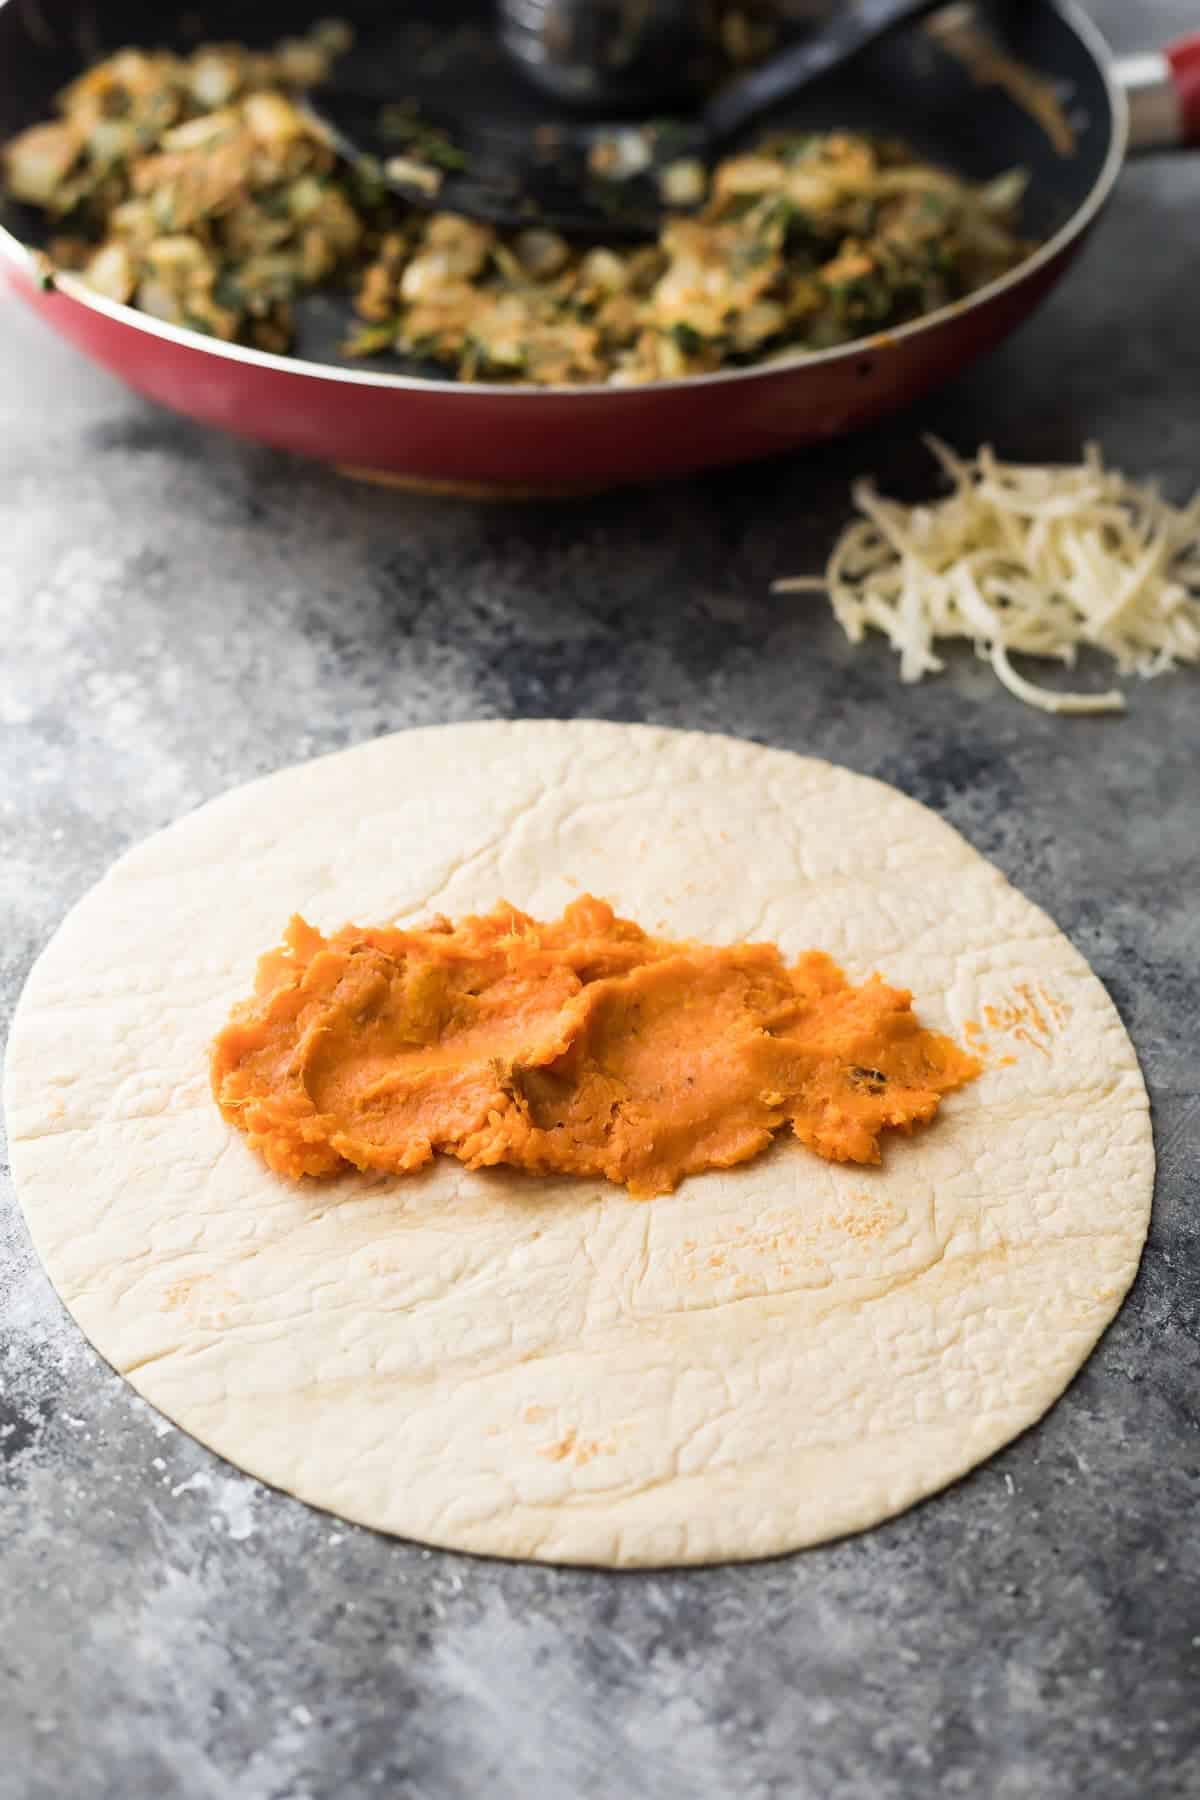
[{"left": 5, "top": 722, "right": 1153, "bottom": 1566}]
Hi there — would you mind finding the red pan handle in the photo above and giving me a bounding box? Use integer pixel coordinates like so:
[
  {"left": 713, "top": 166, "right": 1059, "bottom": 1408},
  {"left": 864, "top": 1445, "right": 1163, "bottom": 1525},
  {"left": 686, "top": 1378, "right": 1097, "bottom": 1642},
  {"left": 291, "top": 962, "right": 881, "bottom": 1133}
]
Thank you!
[
  {"left": 1166, "top": 34, "right": 1200, "bottom": 140},
  {"left": 1118, "top": 33, "right": 1200, "bottom": 149}
]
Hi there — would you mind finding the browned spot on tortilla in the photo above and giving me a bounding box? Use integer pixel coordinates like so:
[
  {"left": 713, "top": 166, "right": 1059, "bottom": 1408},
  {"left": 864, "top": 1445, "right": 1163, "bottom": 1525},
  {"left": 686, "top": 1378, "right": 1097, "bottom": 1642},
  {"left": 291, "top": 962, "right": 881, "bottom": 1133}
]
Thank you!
[
  {"left": 968, "top": 984, "right": 1070, "bottom": 1064},
  {"left": 535, "top": 1428, "right": 613, "bottom": 1466},
  {"left": 827, "top": 1192, "right": 899, "bottom": 1241},
  {"left": 160, "top": 1274, "right": 233, "bottom": 1328},
  {"left": 1039, "top": 984, "right": 1072, "bottom": 1026},
  {"left": 983, "top": 984, "right": 1070, "bottom": 1059}
]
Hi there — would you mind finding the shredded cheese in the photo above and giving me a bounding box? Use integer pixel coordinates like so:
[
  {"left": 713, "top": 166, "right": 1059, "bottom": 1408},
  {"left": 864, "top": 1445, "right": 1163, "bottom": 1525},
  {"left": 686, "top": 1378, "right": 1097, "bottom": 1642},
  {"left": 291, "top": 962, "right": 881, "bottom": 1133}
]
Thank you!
[{"left": 773, "top": 439, "right": 1200, "bottom": 714}]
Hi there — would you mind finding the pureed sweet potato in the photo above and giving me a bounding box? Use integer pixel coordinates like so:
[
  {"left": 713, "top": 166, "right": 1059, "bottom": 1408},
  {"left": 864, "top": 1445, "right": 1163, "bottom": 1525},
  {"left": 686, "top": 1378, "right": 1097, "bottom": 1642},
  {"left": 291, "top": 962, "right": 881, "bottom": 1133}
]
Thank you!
[{"left": 212, "top": 896, "right": 978, "bottom": 1197}]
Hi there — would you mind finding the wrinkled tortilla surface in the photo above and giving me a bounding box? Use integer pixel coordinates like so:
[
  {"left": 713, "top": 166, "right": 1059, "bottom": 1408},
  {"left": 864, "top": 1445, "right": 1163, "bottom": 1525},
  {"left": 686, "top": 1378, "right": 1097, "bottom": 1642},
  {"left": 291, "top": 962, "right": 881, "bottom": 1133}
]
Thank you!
[
  {"left": 5, "top": 722, "right": 1153, "bottom": 1566},
  {"left": 212, "top": 895, "right": 979, "bottom": 1194}
]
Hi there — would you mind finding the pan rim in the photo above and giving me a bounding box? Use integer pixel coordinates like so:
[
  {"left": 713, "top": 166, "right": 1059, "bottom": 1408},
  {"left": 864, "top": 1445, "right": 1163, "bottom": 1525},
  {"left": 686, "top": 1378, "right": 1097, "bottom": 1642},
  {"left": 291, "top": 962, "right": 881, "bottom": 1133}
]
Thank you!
[{"left": 0, "top": 0, "right": 1128, "bottom": 403}]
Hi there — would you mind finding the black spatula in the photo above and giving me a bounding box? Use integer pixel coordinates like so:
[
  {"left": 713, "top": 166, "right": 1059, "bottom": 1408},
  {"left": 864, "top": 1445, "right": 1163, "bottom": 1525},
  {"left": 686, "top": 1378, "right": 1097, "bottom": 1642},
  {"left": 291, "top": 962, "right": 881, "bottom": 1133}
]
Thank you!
[{"left": 306, "top": 0, "right": 955, "bottom": 237}]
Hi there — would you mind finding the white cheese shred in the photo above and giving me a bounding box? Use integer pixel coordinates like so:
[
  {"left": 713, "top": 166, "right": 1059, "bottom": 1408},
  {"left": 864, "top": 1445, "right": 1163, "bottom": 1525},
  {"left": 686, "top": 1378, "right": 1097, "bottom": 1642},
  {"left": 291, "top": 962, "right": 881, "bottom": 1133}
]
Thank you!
[{"left": 773, "top": 438, "right": 1200, "bottom": 714}]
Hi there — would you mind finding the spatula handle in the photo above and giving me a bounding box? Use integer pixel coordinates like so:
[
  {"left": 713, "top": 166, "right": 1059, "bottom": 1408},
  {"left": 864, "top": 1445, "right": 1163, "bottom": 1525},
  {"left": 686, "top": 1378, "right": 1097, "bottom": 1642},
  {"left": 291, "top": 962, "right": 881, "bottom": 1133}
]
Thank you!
[{"left": 703, "top": 0, "right": 950, "bottom": 144}]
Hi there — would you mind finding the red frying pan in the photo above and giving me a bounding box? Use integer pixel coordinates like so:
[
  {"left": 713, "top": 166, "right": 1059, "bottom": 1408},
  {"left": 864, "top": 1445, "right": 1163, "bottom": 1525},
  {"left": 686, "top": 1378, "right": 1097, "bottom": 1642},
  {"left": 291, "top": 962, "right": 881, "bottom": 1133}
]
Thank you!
[{"left": 1, "top": 0, "right": 1197, "bottom": 493}]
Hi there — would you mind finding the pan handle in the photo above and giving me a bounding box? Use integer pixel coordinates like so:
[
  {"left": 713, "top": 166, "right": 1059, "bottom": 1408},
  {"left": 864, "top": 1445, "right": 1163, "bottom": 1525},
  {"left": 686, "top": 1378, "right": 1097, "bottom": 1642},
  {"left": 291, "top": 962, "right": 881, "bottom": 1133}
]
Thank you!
[{"left": 1116, "top": 34, "right": 1200, "bottom": 150}]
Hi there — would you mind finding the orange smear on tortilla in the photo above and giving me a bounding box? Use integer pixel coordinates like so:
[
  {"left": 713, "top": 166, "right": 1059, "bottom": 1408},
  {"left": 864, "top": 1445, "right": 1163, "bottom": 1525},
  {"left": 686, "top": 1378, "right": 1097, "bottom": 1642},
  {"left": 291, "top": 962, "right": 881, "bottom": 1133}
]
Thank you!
[{"left": 211, "top": 896, "right": 978, "bottom": 1197}]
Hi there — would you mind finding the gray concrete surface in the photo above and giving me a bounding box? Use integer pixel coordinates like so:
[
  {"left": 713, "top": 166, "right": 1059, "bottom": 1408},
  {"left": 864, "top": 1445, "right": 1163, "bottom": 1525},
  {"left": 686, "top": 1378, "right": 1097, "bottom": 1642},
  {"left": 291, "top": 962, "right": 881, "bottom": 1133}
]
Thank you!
[{"left": 1, "top": 4, "right": 1198, "bottom": 1794}]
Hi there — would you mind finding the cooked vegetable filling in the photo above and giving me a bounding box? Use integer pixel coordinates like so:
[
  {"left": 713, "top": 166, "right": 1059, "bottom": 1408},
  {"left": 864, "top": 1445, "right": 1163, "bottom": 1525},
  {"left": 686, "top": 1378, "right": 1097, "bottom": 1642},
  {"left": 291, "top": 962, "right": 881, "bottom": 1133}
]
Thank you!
[{"left": 4, "top": 26, "right": 1034, "bottom": 385}]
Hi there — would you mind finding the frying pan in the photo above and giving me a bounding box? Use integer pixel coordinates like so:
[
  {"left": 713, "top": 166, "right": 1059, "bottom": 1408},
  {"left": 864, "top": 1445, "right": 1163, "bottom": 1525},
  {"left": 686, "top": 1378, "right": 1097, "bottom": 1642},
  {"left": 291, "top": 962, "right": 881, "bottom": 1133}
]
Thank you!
[{"left": 1, "top": 0, "right": 1196, "bottom": 493}]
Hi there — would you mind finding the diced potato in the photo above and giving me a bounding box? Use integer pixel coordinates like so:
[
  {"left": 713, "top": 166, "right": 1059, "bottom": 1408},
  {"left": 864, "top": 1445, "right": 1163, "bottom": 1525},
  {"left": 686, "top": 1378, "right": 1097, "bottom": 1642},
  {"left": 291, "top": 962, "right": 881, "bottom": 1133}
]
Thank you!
[
  {"left": 712, "top": 155, "right": 785, "bottom": 201},
  {"left": 243, "top": 92, "right": 306, "bottom": 147},
  {"left": 110, "top": 199, "right": 158, "bottom": 245},
  {"left": 384, "top": 156, "right": 443, "bottom": 199},
  {"left": 135, "top": 276, "right": 185, "bottom": 323},
  {"left": 588, "top": 129, "right": 653, "bottom": 180},
  {"left": 189, "top": 50, "right": 242, "bottom": 110},
  {"left": 579, "top": 249, "right": 627, "bottom": 294},
  {"left": 82, "top": 242, "right": 135, "bottom": 303},
  {"left": 657, "top": 159, "right": 707, "bottom": 209},
  {"left": 287, "top": 174, "right": 326, "bottom": 221},
  {"left": 513, "top": 229, "right": 569, "bottom": 280},
  {"left": 401, "top": 216, "right": 493, "bottom": 295},
  {"left": 3, "top": 122, "right": 83, "bottom": 205},
  {"left": 730, "top": 300, "right": 786, "bottom": 351},
  {"left": 161, "top": 109, "right": 238, "bottom": 152},
  {"left": 88, "top": 119, "right": 136, "bottom": 167}
]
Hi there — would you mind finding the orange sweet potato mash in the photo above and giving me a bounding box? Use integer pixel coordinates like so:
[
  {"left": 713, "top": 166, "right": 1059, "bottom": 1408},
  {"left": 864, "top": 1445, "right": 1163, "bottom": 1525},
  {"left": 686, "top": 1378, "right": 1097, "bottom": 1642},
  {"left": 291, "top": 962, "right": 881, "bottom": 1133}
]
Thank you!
[{"left": 211, "top": 896, "right": 978, "bottom": 1197}]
